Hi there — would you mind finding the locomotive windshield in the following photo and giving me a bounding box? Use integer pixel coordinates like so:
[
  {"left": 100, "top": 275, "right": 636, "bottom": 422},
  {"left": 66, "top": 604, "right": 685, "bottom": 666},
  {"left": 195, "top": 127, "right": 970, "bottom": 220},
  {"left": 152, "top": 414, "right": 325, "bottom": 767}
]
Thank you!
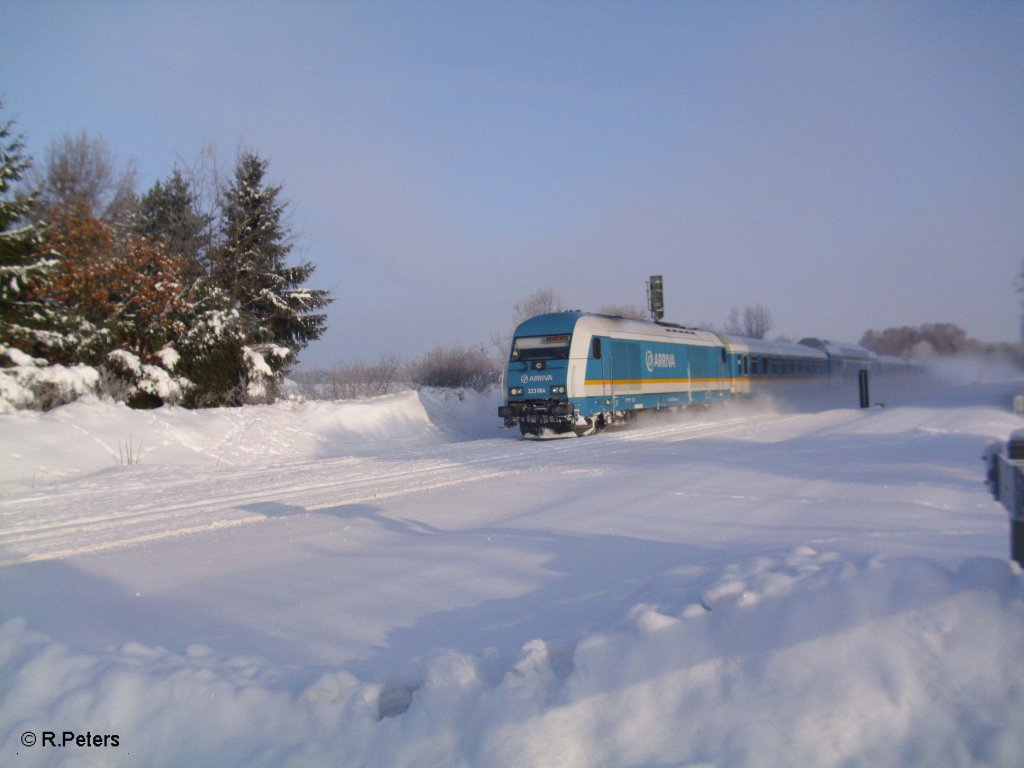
[{"left": 511, "top": 334, "right": 571, "bottom": 361}]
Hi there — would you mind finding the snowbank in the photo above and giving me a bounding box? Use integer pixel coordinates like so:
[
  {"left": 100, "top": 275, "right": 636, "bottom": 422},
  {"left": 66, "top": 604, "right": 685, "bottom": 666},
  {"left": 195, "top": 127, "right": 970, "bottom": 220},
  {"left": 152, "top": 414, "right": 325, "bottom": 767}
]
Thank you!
[
  {"left": 3, "top": 380, "right": 1024, "bottom": 766},
  {"left": 3, "top": 550, "right": 1022, "bottom": 767},
  {"left": 0, "top": 388, "right": 502, "bottom": 492}
]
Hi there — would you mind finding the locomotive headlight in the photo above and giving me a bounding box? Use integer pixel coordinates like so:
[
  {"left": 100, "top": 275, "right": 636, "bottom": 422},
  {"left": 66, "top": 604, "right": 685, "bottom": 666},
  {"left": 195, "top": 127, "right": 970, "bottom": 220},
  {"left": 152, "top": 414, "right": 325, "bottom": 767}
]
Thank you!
[
  {"left": 509, "top": 387, "right": 524, "bottom": 396},
  {"left": 551, "top": 385, "right": 566, "bottom": 395}
]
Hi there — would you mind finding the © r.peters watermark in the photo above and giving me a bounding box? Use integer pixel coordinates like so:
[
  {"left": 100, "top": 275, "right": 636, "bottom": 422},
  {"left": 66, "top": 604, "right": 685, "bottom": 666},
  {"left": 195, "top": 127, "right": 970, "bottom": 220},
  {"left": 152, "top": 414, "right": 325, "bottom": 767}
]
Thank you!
[{"left": 20, "top": 730, "right": 120, "bottom": 748}]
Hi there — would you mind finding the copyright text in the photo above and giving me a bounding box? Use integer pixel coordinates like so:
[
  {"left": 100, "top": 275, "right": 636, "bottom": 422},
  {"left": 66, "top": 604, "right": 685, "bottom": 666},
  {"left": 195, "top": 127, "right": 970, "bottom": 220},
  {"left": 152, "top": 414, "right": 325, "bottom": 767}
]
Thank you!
[{"left": 21, "top": 731, "right": 120, "bottom": 748}]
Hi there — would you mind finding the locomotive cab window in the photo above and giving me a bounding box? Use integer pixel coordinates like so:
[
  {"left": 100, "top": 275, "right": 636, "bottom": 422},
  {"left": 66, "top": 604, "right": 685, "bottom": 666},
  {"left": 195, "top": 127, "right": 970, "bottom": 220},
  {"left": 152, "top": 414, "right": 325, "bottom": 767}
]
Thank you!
[{"left": 511, "top": 335, "right": 571, "bottom": 361}]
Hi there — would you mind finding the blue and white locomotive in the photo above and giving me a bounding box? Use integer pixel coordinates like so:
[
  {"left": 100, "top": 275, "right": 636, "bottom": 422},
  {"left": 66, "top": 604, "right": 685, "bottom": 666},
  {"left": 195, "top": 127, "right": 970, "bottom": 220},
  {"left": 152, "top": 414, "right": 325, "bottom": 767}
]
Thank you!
[{"left": 498, "top": 311, "right": 888, "bottom": 436}]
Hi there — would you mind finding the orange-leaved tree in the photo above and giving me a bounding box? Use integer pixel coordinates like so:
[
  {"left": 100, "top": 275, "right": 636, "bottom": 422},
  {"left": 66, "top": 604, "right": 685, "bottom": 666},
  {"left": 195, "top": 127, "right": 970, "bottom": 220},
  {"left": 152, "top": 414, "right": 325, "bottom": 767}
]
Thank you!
[{"left": 35, "top": 204, "right": 193, "bottom": 364}]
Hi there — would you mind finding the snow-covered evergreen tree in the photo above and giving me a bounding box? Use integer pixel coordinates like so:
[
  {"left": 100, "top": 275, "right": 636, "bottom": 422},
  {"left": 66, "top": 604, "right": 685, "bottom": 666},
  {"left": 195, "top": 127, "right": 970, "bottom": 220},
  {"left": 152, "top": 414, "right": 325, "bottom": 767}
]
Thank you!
[
  {"left": 1, "top": 109, "right": 108, "bottom": 408},
  {"left": 0, "top": 110, "right": 35, "bottom": 259},
  {"left": 3, "top": 121, "right": 333, "bottom": 410},
  {"left": 0, "top": 107, "right": 63, "bottom": 361},
  {"left": 133, "top": 168, "right": 214, "bottom": 279},
  {"left": 214, "top": 151, "right": 331, "bottom": 381}
]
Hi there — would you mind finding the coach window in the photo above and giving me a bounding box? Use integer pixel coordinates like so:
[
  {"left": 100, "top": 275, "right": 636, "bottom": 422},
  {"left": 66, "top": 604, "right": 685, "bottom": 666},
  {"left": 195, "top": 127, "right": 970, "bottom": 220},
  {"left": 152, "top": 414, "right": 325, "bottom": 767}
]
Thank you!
[{"left": 591, "top": 337, "right": 602, "bottom": 359}]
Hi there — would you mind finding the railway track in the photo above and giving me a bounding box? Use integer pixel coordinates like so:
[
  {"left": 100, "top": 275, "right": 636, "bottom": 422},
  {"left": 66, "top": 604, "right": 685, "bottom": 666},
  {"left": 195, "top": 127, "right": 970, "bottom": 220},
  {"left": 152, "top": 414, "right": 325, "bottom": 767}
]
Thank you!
[{"left": 0, "top": 410, "right": 805, "bottom": 566}]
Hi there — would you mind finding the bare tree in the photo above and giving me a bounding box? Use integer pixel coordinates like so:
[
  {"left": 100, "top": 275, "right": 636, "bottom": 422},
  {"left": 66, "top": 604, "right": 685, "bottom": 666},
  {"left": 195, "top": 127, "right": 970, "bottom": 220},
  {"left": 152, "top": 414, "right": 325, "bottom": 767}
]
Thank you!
[
  {"left": 410, "top": 344, "right": 499, "bottom": 392},
  {"left": 861, "top": 326, "right": 919, "bottom": 357},
  {"left": 492, "top": 287, "right": 567, "bottom": 358},
  {"left": 723, "top": 307, "right": 743, "bottom": 335},
  {"left": 31, "top": 131, "right": 137, "bottom": 224},
  {"left": 743, "top": 304, "right": 774, "bottom": 339},
  {"left": 178, "top": 142, "right": 226, "bottom": 227},
  {"left": 723, "top": 304, "right": 774, "bottom": 339},
  {"left": 1018, "top": 259, "right": 1024, "bottom": 347},
  {"left": 512, "top": 287, "right": 565, "bottom": 325},
  {"left": 293, "top": 356, "right": 405, "bottom": 400}
]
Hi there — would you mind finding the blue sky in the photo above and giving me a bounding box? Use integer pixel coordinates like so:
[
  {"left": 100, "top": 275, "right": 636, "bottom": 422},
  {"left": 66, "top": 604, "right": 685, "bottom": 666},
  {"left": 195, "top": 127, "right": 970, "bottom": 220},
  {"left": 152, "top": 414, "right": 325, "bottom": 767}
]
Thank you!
[{"left": 3, "top": 0, "right": 1022, "bottom": 366}]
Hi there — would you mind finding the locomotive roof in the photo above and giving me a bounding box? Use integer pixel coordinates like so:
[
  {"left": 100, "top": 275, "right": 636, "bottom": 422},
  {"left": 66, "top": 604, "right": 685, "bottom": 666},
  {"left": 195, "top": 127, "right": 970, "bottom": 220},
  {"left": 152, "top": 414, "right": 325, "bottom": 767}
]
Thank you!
[{"left": 514, "top": 312, "right": 722, "bottom": 346}]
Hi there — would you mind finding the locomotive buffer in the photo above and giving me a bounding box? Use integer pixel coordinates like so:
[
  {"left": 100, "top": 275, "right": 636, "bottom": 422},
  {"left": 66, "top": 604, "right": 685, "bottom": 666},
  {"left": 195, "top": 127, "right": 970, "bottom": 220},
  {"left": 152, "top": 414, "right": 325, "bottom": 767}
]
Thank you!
[{"left": 983, "top": 429, "right": 1024, "bottom": 567}]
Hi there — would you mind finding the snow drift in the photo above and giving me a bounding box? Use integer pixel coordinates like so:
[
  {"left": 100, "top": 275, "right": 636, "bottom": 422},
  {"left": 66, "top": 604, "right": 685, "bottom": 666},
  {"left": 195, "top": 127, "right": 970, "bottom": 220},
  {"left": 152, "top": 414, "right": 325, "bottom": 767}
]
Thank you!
[
  {"left": 2, "top": 381, "right": 1024, "bottom": 766},
  {"left": 3, "top": 552, "right": 1022, "bottom": 767}
]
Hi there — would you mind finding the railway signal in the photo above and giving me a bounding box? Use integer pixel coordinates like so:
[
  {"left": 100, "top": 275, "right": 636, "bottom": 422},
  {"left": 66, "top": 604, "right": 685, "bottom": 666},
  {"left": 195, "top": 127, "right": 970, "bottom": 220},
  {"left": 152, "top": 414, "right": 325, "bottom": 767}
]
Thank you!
[{"left": 648, "top": 275, "right": 664, "bottom": 321}]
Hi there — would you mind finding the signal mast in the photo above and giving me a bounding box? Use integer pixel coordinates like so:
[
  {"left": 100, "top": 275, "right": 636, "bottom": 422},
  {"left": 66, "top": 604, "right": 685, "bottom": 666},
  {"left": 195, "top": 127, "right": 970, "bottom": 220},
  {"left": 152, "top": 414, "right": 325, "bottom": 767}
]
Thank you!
[{"left": 647, "top": 275, "right": 664, "bottom": 321}]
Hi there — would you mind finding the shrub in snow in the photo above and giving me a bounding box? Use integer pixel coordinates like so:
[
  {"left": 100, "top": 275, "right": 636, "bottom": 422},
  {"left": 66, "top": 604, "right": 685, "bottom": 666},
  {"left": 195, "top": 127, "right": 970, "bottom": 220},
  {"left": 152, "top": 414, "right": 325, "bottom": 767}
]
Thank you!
[
  {"left": 241, "top": 344, "right": 292, "bottom": 404},
  {"left": 0, "top": 344, "right": 100, "bottom": 412},
  {"left": 410, "top": 344, "right": 500, "bottom": 392},
  {"left": 105, "top": 349, "right": 189, "bottom": 409},
  {"left": 290, "top": 357, "right": 407, "bottom": 400}
]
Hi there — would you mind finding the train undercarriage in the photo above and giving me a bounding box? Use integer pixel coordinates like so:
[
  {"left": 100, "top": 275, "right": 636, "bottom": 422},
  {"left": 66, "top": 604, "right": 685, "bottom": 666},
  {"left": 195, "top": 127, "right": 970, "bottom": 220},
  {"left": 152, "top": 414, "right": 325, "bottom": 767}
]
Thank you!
[{"left": 499, "top": 400, "right": 639, "bottom": 438}]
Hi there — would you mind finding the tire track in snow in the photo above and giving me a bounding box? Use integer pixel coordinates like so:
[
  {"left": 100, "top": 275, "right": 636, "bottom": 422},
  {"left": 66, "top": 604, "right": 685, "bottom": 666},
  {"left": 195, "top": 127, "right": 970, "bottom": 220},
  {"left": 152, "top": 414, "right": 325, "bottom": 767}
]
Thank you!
[
  {"left": 0, "top": 411, "right": 801, "bottom": 566},
  {"left": 0, "top": 458, "right": 517, "bottom": 565}
]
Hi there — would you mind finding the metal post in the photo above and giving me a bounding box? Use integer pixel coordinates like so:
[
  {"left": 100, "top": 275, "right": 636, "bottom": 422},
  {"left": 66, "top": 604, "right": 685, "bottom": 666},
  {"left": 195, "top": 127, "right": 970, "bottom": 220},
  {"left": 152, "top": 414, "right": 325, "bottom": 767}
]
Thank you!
[
  {"left": 983, "top": 434, "right": 1024, "bottom": 568},
  {"left": 858, "top": 370, "right": 870, "bottom": 409},
  {"left": 1013, "top": 519, "right": 1024, "bottom": 568}
]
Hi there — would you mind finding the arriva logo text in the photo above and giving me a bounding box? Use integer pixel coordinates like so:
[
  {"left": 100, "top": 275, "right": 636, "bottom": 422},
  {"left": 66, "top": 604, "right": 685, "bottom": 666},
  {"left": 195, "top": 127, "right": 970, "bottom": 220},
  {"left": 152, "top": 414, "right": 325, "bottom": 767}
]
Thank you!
[
  {"left": 645, "top": 351, "right": 677, "bottom": 372},
  {"left": 520, "top": 374, "right": 554, "bottom": 383}
]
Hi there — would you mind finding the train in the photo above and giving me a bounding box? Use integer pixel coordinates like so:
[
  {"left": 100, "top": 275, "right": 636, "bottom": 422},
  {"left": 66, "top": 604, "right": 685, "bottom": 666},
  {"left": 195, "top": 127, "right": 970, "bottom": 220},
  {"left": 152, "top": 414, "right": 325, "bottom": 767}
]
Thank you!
[{"left": 498, "top": 311, "right": 906, "bottom": 437}]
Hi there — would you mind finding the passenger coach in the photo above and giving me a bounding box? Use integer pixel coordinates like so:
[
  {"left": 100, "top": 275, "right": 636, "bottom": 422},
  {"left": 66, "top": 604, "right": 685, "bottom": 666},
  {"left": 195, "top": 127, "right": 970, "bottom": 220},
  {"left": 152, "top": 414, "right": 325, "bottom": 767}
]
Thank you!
[{"left": 719, "top": 335, "right": 829, "bottom": 396}]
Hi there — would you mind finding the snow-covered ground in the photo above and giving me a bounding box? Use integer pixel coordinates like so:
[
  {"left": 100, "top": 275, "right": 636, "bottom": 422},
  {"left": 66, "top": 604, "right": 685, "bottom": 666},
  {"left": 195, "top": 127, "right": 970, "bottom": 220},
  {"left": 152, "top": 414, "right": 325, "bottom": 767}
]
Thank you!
[{"left": 2, "top": 380, "right": 1024, "bottom": 767}]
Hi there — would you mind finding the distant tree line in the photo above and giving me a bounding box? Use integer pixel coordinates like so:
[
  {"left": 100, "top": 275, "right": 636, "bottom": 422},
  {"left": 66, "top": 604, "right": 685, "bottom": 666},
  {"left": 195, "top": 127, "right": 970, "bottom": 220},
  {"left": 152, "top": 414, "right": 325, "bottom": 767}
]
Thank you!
[
  {"left": 860, "top": 323, "right": 1023, "bottom": 366},
  {"left": 1, "top": 104, "right": 331, "bottom": 410}
]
